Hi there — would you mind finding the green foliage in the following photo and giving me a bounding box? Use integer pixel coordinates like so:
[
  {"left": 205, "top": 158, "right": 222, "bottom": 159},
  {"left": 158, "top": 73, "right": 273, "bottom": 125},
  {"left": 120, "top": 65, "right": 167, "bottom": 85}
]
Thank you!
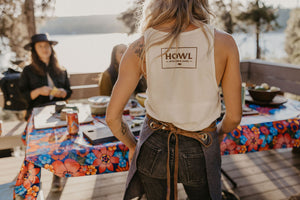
[
  {"left": 211, "top": 0, "right": 244, "bottom": 34},
  {"left": 0, "top": 0, "right": 55, "bottom": 60},
  {"left": 237, "top": 0, "right": 280, "bottom": 32},
  {"left": 237, "top": 0, "right": 280, "bottom": 59},
  {"left": 118, "top": 0, "right": 143, "bottom": 34},
  {"left": 285, "top": 8, "right": 300, "bottom": 65}
]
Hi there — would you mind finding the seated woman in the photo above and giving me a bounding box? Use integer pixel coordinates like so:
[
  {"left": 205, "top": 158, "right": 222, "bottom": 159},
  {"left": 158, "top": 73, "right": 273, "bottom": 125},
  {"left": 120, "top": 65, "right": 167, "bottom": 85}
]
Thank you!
[
  {"left": 20, "top": 33, "right": 72, "bottom": 120},
  {"left": 99, "top": 44, "right": 147, "bottom": 96},
  {"left": 19, "top": 33, "right": 72, "bottom": 192}
]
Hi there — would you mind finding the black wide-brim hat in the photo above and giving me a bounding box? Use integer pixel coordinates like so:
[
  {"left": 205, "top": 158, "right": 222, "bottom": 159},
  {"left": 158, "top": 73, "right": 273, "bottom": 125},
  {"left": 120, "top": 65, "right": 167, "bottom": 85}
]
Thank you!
[{"left": 24, "top": 33, "right": 58, "bottom": 51}]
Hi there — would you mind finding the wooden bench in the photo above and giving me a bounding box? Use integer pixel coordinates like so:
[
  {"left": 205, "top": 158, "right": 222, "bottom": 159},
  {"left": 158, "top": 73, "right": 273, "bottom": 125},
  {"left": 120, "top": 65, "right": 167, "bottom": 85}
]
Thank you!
[
  {"left": 240, "top": 60, "right": 300, "bottom": 96},
  {"left": 0, "top": 72, "right": 102, "bottom": 151}
]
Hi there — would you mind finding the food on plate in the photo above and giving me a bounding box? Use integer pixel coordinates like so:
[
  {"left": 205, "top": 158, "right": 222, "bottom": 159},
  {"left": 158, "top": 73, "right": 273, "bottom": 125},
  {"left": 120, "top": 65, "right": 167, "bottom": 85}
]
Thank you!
[
  {"left": 260, "top": 83, "right": 269, "bottom": 90},
  {"left": 270, "top": 86, "right": 280, "bottom": 92},
  {"left": 248, "top": 83, "right": 281, "bottom": 102},
  {"left": 253, "top": 83, "right": 280, "bottom": 92}
]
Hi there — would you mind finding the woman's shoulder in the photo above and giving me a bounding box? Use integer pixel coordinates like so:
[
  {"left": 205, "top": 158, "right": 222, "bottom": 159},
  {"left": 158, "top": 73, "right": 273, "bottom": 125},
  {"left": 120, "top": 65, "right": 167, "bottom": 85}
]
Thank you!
[
  {"left": 128, "top": 36, "right": 145, "bottom": 59},
  {"left": 130, "top": 36, "right": 145, "bottom": 48},
  {"left": 22, "top": 64, "right": 35, "bottom": 73},
  {"left": 214, "top": 29, "right": 236, "bottom": 48},
  {"left": 214, "top": 29, "right": 238, "bottom": 55}
]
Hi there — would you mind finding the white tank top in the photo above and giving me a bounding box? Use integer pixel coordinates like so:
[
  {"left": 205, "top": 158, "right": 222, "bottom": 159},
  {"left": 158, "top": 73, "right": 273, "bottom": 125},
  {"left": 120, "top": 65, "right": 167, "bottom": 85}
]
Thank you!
[{"left": 144, "top": 24, "right": 221, "bottom": 131}]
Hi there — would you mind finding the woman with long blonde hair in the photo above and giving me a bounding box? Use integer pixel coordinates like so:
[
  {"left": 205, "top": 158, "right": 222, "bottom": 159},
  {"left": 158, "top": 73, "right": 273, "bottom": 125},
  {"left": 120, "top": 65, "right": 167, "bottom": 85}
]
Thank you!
[{"left": 106, "top": 0, "right": 242, "bottom": 199}]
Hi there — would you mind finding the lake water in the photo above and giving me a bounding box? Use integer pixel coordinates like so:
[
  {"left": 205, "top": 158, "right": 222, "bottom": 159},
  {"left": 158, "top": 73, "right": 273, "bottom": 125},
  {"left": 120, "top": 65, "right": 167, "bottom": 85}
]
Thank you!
[{"left": 0, "top": 32, "right": 287, "bottom": 73}]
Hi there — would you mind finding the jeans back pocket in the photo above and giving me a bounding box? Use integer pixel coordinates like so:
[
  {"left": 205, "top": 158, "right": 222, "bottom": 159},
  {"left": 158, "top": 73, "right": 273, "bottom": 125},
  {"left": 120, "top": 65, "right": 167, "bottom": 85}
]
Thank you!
[
  {"left": 137, "top": 136, "right": 167, "bottom": 179},
  {"left": 179, "top": 151, "right": 208, "bottom": 186}
]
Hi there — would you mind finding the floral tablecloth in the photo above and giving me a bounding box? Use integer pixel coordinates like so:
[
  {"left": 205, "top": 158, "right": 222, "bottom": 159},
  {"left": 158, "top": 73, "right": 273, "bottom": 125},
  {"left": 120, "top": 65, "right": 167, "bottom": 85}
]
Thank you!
[{"left": 14, "top": 100, "right": 300, "bottom": 200}]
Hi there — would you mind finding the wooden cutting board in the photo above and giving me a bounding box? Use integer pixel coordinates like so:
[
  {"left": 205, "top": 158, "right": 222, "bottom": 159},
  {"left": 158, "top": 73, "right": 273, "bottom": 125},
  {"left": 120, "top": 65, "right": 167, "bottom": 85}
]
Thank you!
[{"left": 33, "top": 103, "right": 94, "bottom": 129}]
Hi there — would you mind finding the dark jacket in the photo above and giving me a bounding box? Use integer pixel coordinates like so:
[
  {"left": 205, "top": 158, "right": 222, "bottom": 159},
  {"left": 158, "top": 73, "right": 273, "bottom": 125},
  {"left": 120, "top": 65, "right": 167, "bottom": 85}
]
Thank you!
[{"left": 19, "top": 64, "right": 72, "bottom": 118}]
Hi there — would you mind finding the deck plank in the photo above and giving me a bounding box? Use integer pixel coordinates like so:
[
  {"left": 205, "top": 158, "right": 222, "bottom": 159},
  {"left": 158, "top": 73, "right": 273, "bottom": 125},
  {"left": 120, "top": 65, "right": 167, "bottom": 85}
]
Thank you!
[
  {"left": 222, "top": 149, "right": 300, "bottom": 200},
  {"left": 1, "top": 149, "right": 299, "bottom": 200}
]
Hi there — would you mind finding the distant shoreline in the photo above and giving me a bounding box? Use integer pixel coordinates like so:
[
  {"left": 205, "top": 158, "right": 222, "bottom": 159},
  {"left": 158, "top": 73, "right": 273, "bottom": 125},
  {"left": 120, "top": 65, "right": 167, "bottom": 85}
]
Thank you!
[
  {"left": 39, "top": 8, "right": 290, "bottom": 35},
  {"left": 38, "top": 14, "right": 129, "bottom": 35}
]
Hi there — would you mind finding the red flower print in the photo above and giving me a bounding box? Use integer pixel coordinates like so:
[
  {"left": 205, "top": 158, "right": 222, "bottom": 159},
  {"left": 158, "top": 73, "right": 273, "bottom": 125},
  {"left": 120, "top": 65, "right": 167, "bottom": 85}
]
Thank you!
[
  {"left": 52, "top": 159, "right": 84, "bottom": 177},
  {"left": 87, "top": 166, "right": 97, "bottom": 175},
  {"left": 244, "top": 131, "right": 263, "bottom": 151},
  {"left": 16, "top": 163, "right": 28, "bottom": 186},
  {"left": 290, "top": 122, "right": 299, "bottom": 133},
  {"left": 108, "top": 145, "right": 116, "bottom": 152},
  {"left": 236, "top": 145, "right": 247, "bottom": 154},
  {"left": 251, "top": 126, "right": 260, "bottom": 135},
  {"left": 282, "top": 120, "right": 289, "bottom": 127},
  {"left": 44, "top": 164, "right": 54, "bottom": 173},
  {"left": 92, "top": 147, "right": 119, "bottom": 173},
  {"left": 273, "top": 121, "right": 287, "bottom": 134},
  {"left": 220, "top": 139, "right": 238, "bottom": 155},
  {"left": 256, "top": 107, "right": 272, "bottom": 115},
  {"left": 118, "top": 144, "right": 129, "bottom": 152},
  {"left": 25, "top": 185, "right": 39, "bottom": 198},
  {"left": 77, "top": 147, "right": 90, "bottom": 157},
  {"left": 242, "top": 127, "right": 252, "bottom": 136},
  {"left": 50, "top": 148, "right": 69, "bottom": 160},
  {"left": 231, "top": 126, "right": 242, "bottom": 138},
  {"left": 79, "top": 165, "right": 97, "bottom": 175},
  {"left": 116, "top": 162, "right": 129, "bottom": 172},
  {"left": 259, "top": 126, "right": 270, "bottom": 135},
  {"left": 17, "top": 162, "right": 40, "bottom": 190},
  {"left": 259, "top": 144, "right": 270, "bottom": 151},
  {"left": 274, "top": 133, "right": 293, "bottom": 149},
  {"left": 293, "top": 139, "right": 300, "bottom": 148}
]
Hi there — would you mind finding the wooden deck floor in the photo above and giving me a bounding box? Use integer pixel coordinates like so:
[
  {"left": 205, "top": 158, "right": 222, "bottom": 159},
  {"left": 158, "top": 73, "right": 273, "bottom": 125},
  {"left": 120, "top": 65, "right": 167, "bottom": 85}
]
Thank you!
[{"left": 0, "top": 149, "right": 299, "bottom": 200}]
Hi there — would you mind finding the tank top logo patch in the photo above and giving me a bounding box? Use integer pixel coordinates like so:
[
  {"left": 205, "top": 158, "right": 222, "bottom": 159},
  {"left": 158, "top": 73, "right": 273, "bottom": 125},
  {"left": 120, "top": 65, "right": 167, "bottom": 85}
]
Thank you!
[{"left": 161, "top": 47, "right": 197, "bottom": 69}]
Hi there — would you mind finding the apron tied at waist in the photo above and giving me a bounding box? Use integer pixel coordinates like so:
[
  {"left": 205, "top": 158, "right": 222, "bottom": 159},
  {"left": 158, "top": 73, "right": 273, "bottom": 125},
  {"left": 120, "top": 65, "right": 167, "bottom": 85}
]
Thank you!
[{"left": 146, "top": 114, "right": 216, "bottom": 200}]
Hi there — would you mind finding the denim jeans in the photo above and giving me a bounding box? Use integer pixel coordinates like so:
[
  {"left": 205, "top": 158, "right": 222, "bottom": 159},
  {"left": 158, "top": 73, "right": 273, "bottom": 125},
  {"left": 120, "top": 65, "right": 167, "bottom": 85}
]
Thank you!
[{"left": 137, "top": 129, "right": 211, "bottom": 200}]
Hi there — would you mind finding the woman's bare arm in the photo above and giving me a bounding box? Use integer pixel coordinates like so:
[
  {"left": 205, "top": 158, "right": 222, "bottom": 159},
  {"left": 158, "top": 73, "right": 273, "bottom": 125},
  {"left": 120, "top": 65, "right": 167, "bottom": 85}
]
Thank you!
[
  {"left": 215, "top": 32, "right": 242, "bottom": 137},
  {"left": 106, "top": 37, "right": 145, "bottom": 162}
]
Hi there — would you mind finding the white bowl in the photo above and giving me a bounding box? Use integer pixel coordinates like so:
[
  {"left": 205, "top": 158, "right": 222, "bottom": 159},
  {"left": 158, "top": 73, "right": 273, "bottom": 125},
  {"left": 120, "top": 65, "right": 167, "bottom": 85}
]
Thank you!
[
  {"left": 90, "top": 104, "right": 107, "bottom": 115},
  {"left": 88, "top": 96, "right": 110, "bottom": 115},
  {"left": 88, "top": 96, "right": 110, "bottom": 105}
]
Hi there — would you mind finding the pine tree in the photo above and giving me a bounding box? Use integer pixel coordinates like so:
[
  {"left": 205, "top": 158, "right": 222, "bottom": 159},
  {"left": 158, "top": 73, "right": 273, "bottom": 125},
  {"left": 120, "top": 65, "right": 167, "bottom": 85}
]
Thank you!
[
  {"left": 285, "top": 8, "right": 300, "bottom": 65},
  {"left": 237, "top": 0, "right": 280, "bottom": 59}
]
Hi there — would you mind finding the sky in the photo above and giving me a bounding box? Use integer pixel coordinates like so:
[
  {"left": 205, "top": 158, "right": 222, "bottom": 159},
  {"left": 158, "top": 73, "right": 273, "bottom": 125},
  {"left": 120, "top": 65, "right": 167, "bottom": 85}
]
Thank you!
[
  {"left": 54, "top": 0, "right": 299, "bottom": 17},
  {"left": 54, "top": 0, "right": 133, "bottom": 16}
]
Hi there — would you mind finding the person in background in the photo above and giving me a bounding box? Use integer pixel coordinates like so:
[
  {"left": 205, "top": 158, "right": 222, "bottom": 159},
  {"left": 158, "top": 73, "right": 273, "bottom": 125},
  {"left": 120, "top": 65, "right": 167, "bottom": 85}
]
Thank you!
[
  {"left": 105, "top": 0, "right": 242, "bottom": 199},
  {"left": 19, "top": 33, "right": 72, "bottom": 192},
  {"left": 98, "top": 44, "right": 147, "bottom": 96}
]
